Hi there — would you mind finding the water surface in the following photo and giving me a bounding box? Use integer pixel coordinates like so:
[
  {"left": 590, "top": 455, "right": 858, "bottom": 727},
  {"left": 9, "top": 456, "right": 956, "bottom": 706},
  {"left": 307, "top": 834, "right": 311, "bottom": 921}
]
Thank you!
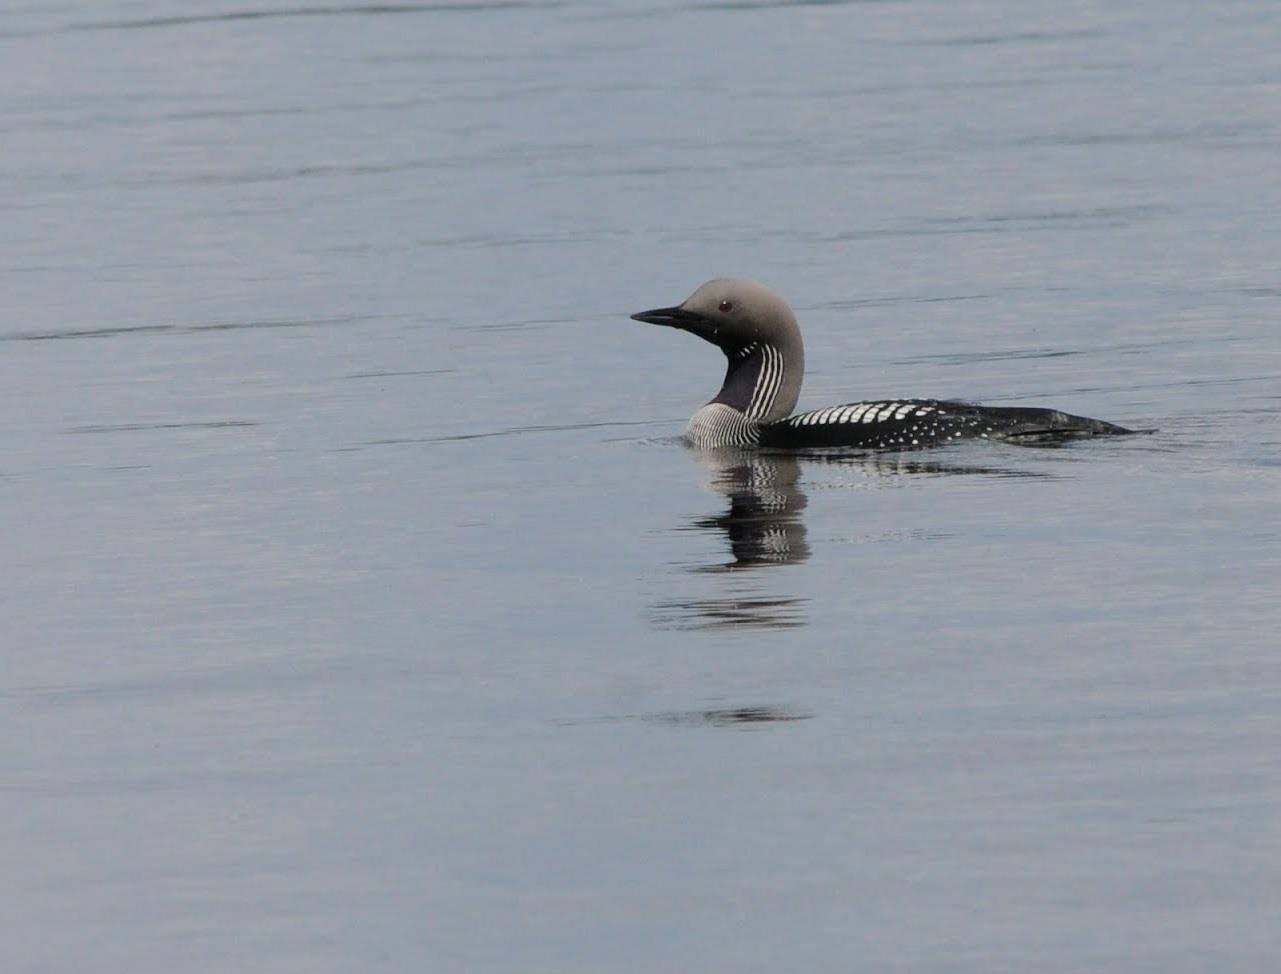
[{"left": 4, "top": 1, "right": 1280, "bottom": 971}]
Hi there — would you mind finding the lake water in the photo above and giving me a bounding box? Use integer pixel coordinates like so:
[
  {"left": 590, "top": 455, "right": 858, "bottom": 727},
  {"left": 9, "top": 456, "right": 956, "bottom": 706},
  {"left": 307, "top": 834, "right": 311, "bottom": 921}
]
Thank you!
[{"left": 4, "top": 1, "right": 1280, "bottom": 970}]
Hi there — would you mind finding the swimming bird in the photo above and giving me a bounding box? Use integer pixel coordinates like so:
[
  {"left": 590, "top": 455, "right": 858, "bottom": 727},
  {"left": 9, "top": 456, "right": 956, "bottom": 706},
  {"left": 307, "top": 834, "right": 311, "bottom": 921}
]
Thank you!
[{"left": 630, "top": 278, "right": 1134, "bottom": 450}]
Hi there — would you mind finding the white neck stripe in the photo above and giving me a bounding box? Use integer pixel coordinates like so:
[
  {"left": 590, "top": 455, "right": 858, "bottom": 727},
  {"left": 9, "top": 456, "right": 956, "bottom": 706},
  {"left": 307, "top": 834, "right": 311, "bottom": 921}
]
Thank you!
[{"left": 747, "top": 343, "right": 781, "bottom": 420}]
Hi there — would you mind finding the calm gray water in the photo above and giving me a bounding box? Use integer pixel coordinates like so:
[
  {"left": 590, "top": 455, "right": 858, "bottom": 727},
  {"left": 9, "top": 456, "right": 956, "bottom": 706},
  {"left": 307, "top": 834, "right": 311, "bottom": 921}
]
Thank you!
[{"left": 5, "top": 1, "right": 1280, "bottom": 970}]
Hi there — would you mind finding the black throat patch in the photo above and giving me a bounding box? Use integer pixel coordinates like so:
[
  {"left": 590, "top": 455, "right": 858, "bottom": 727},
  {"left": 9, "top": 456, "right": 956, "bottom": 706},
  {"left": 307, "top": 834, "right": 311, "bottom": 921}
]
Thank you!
[{"left": 710, "top": 342, "right": 763, "bottom": 412}]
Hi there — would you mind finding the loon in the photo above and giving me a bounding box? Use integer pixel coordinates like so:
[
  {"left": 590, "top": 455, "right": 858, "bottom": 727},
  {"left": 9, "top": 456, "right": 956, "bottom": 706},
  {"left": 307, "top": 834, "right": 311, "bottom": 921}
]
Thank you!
[{"left": 631, "top": 278, "right": 1135, "bottom": 450}]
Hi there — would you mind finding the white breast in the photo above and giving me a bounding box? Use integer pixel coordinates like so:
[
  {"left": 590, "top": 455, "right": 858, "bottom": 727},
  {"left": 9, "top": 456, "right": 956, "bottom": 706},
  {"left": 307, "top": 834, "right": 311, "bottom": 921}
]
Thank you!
[{"left": 686, "top": 404, "right": 760, "bottom": 448}]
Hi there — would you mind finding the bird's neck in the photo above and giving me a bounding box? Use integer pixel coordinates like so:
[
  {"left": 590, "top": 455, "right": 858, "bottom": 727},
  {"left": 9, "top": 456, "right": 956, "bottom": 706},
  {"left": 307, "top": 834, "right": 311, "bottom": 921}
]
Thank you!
[{"left": 711, "top": 341, "right": 792, "bottom": 422}]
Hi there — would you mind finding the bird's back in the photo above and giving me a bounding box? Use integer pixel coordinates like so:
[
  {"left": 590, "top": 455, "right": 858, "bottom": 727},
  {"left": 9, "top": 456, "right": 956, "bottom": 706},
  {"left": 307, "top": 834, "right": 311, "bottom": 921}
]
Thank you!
[{"left": 760, "top": 399, "right": 1134, "bottom": 450}]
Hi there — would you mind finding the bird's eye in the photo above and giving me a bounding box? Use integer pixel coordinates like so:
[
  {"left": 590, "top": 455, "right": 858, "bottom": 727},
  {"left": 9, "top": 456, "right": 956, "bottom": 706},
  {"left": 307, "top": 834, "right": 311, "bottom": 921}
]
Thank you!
[{"left": 718, "top": 300, "right": 734, "bottom": 313}]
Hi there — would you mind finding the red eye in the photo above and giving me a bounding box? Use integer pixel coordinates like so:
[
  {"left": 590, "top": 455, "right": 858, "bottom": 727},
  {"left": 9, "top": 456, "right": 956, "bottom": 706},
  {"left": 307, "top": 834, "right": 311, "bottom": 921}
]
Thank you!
[{"left": 718, "top": 300, "right": 733, "bottom": 313}]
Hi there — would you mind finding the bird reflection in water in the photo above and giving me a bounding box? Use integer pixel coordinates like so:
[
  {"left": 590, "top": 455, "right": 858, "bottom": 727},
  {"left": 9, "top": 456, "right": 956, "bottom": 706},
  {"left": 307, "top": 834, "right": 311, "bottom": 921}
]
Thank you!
[
  {"left": 650, "top": 449, "right": 810, "bottom": 631},
  {"left": 650, "top": 447, "right": 1052, "bottom": 632},
  {"left": 689, "top": 450, "right": 811, "bottom": 570}
]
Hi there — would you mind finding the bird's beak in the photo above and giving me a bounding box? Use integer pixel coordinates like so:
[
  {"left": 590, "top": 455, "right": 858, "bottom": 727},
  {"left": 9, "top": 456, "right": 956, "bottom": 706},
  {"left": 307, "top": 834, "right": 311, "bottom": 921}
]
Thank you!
[
  {"left": 629, "top": 305, "right": 702, "bottom": 329},
  {"left": 631, "top": 305, "right": 723, "bottom": 347}
]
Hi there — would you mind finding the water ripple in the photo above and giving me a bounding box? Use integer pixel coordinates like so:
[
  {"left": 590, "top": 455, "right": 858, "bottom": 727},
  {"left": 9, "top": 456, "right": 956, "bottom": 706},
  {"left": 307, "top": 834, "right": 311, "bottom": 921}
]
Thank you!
[
  {"left": 649, "top": 595, "right": 809, "bottom": 631},
  {"left": 57, "top": 2, "right": 569, "bottom": 34},
  {"left": 66, "top": 421, "right": 258, "bottom": 435},
  {"left": 3, "top": 315, "right": 373, "bottom": 342},
  {"left": 561, "top": 705, "right": 813, "bottom": 729}
]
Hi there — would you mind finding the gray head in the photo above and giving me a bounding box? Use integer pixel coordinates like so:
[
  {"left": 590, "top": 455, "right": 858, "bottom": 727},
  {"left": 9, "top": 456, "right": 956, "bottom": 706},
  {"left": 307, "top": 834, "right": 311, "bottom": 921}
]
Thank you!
[{"left": 630, "top": 278, "right": 805, "bottom": 423}]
